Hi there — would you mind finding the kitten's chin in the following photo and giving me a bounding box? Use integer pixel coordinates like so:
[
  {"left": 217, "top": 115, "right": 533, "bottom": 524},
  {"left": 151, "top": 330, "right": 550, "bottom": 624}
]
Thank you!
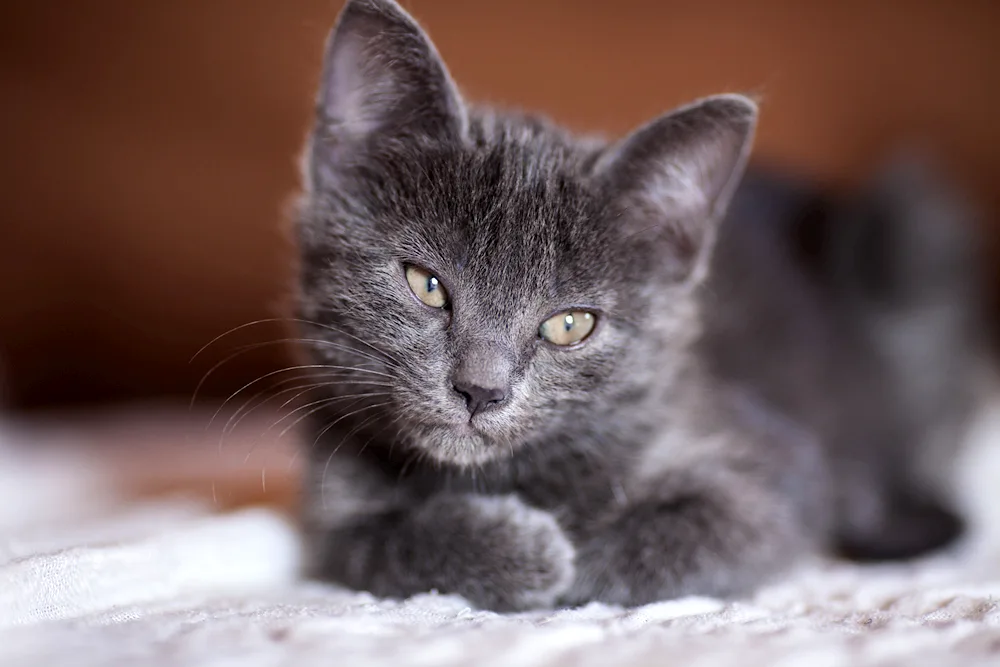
[{"left": 407, "top": 423, "right": 514, "bottom": 468}]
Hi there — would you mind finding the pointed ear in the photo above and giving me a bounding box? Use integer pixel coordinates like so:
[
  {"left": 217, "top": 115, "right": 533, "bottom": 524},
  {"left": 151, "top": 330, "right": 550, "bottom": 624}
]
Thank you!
[
  {"left": 596, "top": 94, "right": 757, "bottom": 282},
  {"left": 308, "top": 0, "right": 467, "bottom": 187}
]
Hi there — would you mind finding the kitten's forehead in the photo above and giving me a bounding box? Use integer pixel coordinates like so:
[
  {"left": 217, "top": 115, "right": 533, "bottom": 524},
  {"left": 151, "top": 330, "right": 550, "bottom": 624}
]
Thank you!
[{"left": 381, "top": 113, "right": 613, "bottom": 301}]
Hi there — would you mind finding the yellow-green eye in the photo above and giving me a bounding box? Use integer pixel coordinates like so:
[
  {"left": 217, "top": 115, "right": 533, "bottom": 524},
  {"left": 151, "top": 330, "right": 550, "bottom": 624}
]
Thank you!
[
  {"left": 405, "top": 265, "right": 449, "bottom": 309},
  {"left": 539, "top": 310, "right": 596, "bottom": 346}
]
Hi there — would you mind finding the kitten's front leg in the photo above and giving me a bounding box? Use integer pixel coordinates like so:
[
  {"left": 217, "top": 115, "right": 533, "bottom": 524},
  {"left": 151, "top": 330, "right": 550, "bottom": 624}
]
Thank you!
[
  {"left": 311, "top": 493, "right": 576, "bottom": 611},
  {"left": 563, "top": 469, "right": 811, "bottom": 607}
]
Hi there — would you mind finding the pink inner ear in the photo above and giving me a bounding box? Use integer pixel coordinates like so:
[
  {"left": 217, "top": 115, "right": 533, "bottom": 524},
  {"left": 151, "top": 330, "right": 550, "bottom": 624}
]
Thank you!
[
  {"left": 323, "top": 30, "right": 393, "bottom": 140},
  {"left": 597, "top": 95, "right": 757, "bottom": 224},
  {"left": 641, "top": 161, "right": 711, "bottom": 219}
]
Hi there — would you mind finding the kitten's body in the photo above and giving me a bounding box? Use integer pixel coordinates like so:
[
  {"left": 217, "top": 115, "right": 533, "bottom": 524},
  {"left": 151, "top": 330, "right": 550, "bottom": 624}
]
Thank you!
[
  {"left": 294, "top": 0, "right": 987, "bottom": 610},
  {"left": 705, "top": 164, "right": 986, "bottom": 560}
]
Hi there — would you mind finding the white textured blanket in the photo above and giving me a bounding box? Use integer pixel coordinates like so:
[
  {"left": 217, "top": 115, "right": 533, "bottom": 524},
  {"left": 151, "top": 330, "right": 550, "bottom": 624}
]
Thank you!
[{"left": 1, "top": 407, "right": 999, "bottom": 667}]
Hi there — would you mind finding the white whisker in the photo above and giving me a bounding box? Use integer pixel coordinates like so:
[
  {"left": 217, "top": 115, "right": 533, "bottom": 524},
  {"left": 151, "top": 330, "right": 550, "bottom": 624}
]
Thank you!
[
  {"left": 190, "top": 317, "right": 404, "bottom": 369},
  {"left": 207, "top": 364, "right": 395, "bottom": 453},
  {"left": 240, "top": 392, "right": 390, "bottom": 465},
  {"left": 318, "top": 402, "right": 393, "bottom": 509},
  {"left": 224, "top": 376, "right": 394, "bottom": 441},
  {"left": 274, "top": 392, "right": 392, "bottom": 442}
]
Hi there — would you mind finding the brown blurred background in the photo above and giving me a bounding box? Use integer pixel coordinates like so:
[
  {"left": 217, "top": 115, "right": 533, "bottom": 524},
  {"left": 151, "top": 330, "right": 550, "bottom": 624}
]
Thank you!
[{"left": 2, "top": 0, "right": 999, "bottom": 412}]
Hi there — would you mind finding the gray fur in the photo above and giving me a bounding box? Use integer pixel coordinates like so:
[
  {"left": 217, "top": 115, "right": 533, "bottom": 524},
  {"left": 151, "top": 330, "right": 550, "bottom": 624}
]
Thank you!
[{"left": 293, "top": 0, "right": 986, "bottom": 609}]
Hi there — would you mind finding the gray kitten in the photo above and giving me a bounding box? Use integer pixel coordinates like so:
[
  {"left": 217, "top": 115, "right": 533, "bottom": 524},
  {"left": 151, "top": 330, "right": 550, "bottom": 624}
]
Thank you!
[{"left": 292, "top": 0, "right": 986, "bottom": 610}]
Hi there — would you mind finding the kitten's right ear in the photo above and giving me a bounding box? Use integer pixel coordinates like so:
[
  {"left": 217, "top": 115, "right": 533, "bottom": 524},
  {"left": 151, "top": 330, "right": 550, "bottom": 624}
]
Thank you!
[
  {"left": 308, "top": 0, "right": 467, "bottom": 189},
  {"left": 595, "top": 95, "right": 757, "bottom": 283}
]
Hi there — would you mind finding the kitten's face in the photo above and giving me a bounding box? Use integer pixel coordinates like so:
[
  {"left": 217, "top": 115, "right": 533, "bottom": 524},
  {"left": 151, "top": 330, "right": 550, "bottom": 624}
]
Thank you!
[
  {"left": 296, "top": 0, "right": 756, "bottom": 466},
  {"left": 300, "top": 126, "right": 643, "bottom": 466}
]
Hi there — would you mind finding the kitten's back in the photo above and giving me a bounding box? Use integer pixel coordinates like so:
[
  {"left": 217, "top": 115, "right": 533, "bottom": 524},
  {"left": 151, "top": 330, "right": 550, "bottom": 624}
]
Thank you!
[{"left": 700, "top": 157, "right": 986, "bottom": 560}]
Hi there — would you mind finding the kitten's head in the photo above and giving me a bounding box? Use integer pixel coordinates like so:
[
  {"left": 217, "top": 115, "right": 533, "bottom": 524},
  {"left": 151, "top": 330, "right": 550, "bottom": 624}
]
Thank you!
[{"left": 295, "top": 0, "right": 756, "bottom": 466}]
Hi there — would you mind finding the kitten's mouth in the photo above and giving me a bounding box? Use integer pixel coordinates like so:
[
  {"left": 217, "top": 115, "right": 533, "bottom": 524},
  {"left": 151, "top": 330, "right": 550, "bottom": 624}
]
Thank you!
[
  {"left": 429, "top": 408, "right": 496, "bottom": 436},
  {"left": 405, "top": 419, "right": 511, "bottom": 466},
  {"left": 454, "top": 420, "right": 483, "bottom": 436},
  {"left": 439, "top": 419, "right": 493, "bottom": 445}
]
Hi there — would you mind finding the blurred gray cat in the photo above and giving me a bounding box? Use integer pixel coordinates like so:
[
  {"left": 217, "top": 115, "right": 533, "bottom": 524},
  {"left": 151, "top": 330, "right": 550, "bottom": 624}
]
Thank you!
[{"left": 292, "top": 0, "right": 989, "bottom": 610}]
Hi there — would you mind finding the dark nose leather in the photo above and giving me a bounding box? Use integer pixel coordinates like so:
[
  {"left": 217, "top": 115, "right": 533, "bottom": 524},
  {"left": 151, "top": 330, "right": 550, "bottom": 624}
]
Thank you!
[{"left": 452, "top": 380, "right": 508, "bottom": 418}]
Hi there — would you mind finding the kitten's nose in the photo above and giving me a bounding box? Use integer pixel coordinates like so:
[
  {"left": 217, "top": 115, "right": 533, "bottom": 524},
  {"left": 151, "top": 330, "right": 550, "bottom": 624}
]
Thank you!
[{"left": 452, "top": 380, "right": 508, "bottom": 418}]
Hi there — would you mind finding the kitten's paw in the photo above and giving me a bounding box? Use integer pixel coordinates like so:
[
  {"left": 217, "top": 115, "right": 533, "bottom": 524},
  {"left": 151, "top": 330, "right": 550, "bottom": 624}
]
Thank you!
[{"left": 417, "top": 494, "right": 576, "bottom": 611}]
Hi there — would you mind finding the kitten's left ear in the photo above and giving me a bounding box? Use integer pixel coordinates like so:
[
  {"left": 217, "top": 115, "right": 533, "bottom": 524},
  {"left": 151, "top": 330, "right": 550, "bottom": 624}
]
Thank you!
[
  {"left": 596, "top": 94, "right": 757, "bottom": 283},
  {"left": 308, "top": 0, "right": 468, "bottom": 188}
]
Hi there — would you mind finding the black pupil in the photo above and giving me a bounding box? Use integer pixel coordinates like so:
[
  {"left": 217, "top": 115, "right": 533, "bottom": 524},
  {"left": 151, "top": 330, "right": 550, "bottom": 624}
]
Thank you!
[{"left": 427, "top": 276, "right": 438, "bottom": 292}]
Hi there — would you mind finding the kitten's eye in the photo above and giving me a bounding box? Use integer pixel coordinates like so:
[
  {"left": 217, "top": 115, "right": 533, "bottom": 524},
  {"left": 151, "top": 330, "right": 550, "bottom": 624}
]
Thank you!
[
  {"left": 539, "top": 310, "right": 596, "bottom": 347},
  {"left": 405, "top": 265, "right": 449, "bottom": 309}
]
